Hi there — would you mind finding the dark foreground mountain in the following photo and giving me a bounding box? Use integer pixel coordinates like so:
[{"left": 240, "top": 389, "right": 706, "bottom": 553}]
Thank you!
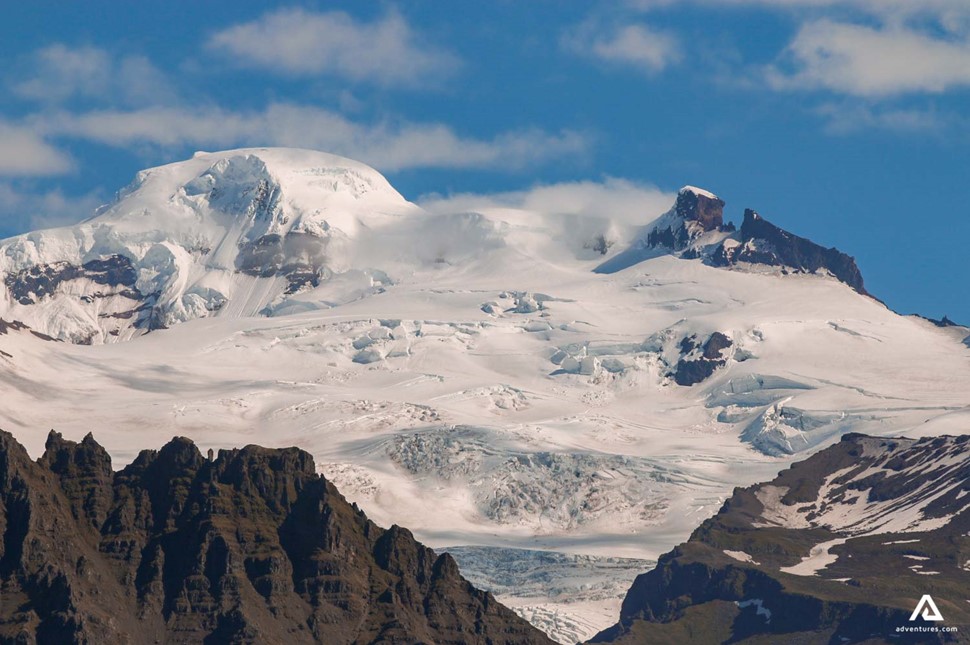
[
  {"left": 0, "top": 430, "right": 552, "bottom": 645},
  {"left": 589, "top": 434, "right": 970, "bottom": 644}
]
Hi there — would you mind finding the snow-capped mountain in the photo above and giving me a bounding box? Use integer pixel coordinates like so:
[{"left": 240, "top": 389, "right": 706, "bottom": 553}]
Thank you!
[
  {"left": 0, "top": 152, "right": 869, "bottom": 346},
  {"left": 2, "top": 148, "right": 969, "bottom": 642},
  {"left": 0, "top": 149, "right": 421, "bottom": 343},
  {"left": 592, "top": 432, "right": 970, "bottom": 643}
]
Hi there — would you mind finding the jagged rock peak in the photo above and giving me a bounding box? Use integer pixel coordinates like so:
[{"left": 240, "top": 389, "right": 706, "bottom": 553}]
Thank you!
[
  {"left": 725, "top": 208, "right": 868, "bottom": 294},
  {"left": 0, "top": 430, "right": 552, "bottom": 644},
  {"left": 675, "top": 186, "right": 724, "bottom": 232}
]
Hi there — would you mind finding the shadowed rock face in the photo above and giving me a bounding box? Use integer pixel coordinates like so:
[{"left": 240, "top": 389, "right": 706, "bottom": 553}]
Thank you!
[
  {"left": 589, "top": 434, "right": 970, "bottom": 644},
  {"left": 644, "top": 189, "right": 728, "bottom": 253},
  {"left": 671, "top": 332, "right": 733, "bottom": 386},
  {"left": 711, "top": 210, "right": 867, "bottom": 295},
  {"left": 2, "top": 255, "right": 165, "bottom": 341},
  {"left": 674, "top": 189, "right": 724, "bottom": 232},
  {"left": 599, "top": 187, "right": 871, "bottom": 301},
  {"left": 0, "top": 430, "right": 553, "bottom": 645},
  {"left": 0, "top": 319, "right": 58, "bottom": 342},
  {"left": 4, "top": 255, "right": 140, "bottom": 306}
]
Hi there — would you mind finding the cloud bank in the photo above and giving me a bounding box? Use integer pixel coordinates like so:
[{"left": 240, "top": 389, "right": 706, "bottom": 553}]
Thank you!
[
  {"left": 207, "top": 8, "right": 459, "bottom": 86},
  {"left": 420, "top": 178, "right": 675, "bottom": 225}
]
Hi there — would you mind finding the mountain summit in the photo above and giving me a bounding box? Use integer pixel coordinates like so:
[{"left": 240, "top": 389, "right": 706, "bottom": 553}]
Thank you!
[
  {"left": 1, "top": 149, "right": 873, "bottom": 344},
  {"left": 0, "top": 148, "right": 419, "bottom": 343},
  {"left": 596, "top": 186, "right": 866, "bottom": 295}
]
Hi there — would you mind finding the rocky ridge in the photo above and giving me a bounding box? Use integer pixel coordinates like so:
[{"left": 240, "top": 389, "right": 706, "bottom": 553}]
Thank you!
[
  {"left": 597, "top": 186, "right": 868, "bottom": 296},
  {"left": 590, "top": 433, "right": 970, "bottom": 643},
  {"left": 644, "top": 186, "right": 730, "bottom": 252},
  {"left": 711, "top": 209, "right": 867, "bottom": 295},
  {"left": 0, "top": 429, "right": 552, "bottom": 644}
]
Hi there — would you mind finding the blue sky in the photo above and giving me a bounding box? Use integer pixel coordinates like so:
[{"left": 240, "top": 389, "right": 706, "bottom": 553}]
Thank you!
[{"left": 2, "top": 1, "right": 969, "bottom": 320}]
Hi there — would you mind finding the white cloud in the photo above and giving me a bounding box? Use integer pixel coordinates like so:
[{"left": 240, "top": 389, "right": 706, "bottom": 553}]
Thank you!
[
  {"left": 12, "top": 44, "right": 175, "bottom": 106},
  {"left": 207, "top": 8, "right": 459, "bottom": 86},
  {"left": 0, "top": 182, "right": 102, "bottom": 233},
  {"left": 420, "top": 178, "right": 675, "bottom": 225},
  {"left": 623, "top": 1, "right": 970, "bottom": 99},
  {"left": 629, "top": 0, "right": 970, "bottom": 26},
  {"left": 768, "top": 20, "right": 970, "bottom": 96},
  {"left": 34, "top": 104, "right": 590, "bottom": 172},
  {"left": 0, "top": 123, "right": 72, "bottom": 176},
  {"left": 13, "top": 45, "right": 110, "bottom": 102},
  {"left": 564, "top": 21, "right": 681, "bottom": 73},
  {"left": 815, "top": 102, "right": 949, "bottom": 134}
]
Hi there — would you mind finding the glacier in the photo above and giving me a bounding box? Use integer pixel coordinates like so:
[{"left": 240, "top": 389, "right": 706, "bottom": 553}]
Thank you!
[{"left": 1, "top": 148, "right": 968, "bottom": 642}]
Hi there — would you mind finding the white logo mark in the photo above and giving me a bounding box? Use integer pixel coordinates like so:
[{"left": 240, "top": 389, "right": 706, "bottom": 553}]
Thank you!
[{"left": 909, "top": 595, "right": 944, "bottom": 622}]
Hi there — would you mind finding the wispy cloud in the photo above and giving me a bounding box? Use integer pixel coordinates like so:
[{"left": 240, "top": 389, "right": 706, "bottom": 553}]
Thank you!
[
  {"left": 0, "top": 123, "right": 73, "bottom": 176},
  {"left": 629, "top": 0, "right": 970, "bottom": 27},
  {"left": 33, "top": 104, "right": 590, "bottom": 172},
  {"left": 768, "top": 20, "right": 970, "bottom": 97},
  {"left": 12, "top": 44, "right": 176, "bottom": 106},
  {"left": 815, "top": 102, "right": 954, "bottom": 135},
  {"left": 420, "top": 178, "right": 675, "bottom": 225},
  {"left": 563, "top": 20, "right": 681, "bottom": 73},
  {"left": 207, "top": 8, "right": 459, "bottom": 86},
  {"left": 0, "top": 181, "right": 102, "bottom": 232}
]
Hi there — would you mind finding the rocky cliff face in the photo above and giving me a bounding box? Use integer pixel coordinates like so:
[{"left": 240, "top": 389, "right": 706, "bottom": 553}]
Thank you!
[
  {"left": 674, "top": 186, "right": 725, "bottom": 231},
  {"left": 595, "top": 187, "right": 869, "bottom": 299},
  {"left": 711, "top": 209, "right": 867, "bottom": 295},
  {"left": 590, "top": 433, "right": 970, "bottom": 644},
  {"left": 3, "top": 255, "right": 161, "bottom": 340},
  {"left": 643, "top": 187, "right": 729, "bottom": 252},
  {"left": 0, "top": 430, "right": 552, "bottom": 645}
]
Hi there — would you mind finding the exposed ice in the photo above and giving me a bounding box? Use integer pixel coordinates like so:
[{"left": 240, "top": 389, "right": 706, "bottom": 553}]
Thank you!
[{"left": 736, "top": 598, "right": 772, "bottom": 623}]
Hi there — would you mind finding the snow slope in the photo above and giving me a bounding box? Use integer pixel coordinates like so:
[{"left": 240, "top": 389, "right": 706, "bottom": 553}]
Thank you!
[
  {"left": 0, "top": 148, "right": 420, "bottom": 343},
  {"left": 2, "top": 149, "right": 969, "bottom": 642}
]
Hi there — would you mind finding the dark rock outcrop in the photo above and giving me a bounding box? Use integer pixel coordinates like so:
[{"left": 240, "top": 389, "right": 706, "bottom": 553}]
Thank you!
[
  {"left": 4, "top": 255, "right": 140, "bottom": 306},
  {"left": 0, "top": 319, "right": 58, "bottom": 342},
  {"left": 589, "top": 433, "right": 970, "bottom": 644},
  {"left": 595, "top": 187, "right": 730, "bottom": 273},
  {"left": 2, "top": 255, "right": 166, "bottom": 340},
  {"left": 235, "top": 232, "right": 333, "bottom": 295},
  {"left": 597, "top": 188, "right": 871, "bottom": 299},
  {"left": 711, "top": 209, "right": 867, "bottom": 295},
  {"left": 645, "top": 188, "right": 727, "bottom": 253},
  {"left": 675, "top": 188, "right": 724, "bottom": 232},
  {"left": 0, "top": 430, "right": 552, "bottom": 645},
  {"left": 915, "top": 314, "right": 964, "bottom": 329},
  {"left": 671, "top": 332, "right": 733, "bottom": 386}
]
